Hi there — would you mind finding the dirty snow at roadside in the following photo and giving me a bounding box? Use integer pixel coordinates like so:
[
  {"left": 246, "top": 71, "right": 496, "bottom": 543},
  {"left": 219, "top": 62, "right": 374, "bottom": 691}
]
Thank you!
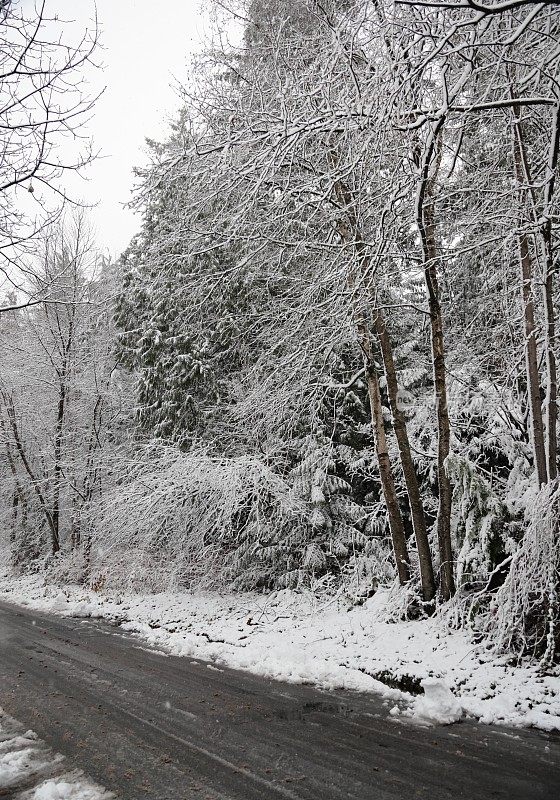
[
  {"left": 1, "top": 573, "right": 559, "bottom": 732},
  {"left": 0, "top": 708, "right": 113, "bottom": 799}
]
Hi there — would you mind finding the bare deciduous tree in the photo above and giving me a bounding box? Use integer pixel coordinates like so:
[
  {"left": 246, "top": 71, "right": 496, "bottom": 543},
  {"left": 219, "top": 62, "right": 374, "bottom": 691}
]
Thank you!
[{"left": 0, "top": 0, "right": 99, "bottom": 299}]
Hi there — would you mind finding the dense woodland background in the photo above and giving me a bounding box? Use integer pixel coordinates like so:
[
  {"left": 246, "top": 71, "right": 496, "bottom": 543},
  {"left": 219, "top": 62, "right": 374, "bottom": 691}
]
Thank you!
[{"left": 1, "top": 0, "right": 560, "bottom": 666}]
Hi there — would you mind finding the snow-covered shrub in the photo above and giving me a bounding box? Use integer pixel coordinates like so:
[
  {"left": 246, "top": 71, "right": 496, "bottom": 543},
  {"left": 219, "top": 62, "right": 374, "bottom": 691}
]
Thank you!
[
  {"left": 81, "top": 431, "right": 394, "bottom": 595},
  {"left": 341, "top": 534, "right": 395, "bottom": 601},
  {"left": 232, "top": 432, "right": 392, "bottom": 593},
  {"left": 227, "top": 435, "right": 365, "bottom": 591},
  {"left": 44, "top": 547, "right": 90, "bottom": 586},
  {"left": 87, "top": 445, "right": 301, "bottom": 591},
  {"left": 483, "top": 482, "right": 560, "bottom": 666},
  {"left": 447, "top": 454, "right": 514, "bottom": 590},
  {"left": 286, "top": 435, "right": 368, "bottom": 576}
]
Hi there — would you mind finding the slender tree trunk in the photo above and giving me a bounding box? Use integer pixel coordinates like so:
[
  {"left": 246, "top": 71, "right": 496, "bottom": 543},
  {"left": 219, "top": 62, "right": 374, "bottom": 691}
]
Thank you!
[
  {"left": 543, "top": 232, "right": 558, "bottom": 483},
  {"left": 70, "top": 494, "right": 81, "bottom": 550},
  {"left": 2, "top": 395, "right": 58, "bottom": 547},
  {"left": 518, "top": 227, "right": 547, "bottom": 486},
  {"left": 331, "top": 170, "right": 435, "bottom": 588},
  {"left": 416, "top": 123, "right": 455, "bottom": 600},
  {"left": 51, "top": 381, "right": 67, "bottom": 554},
  {"left": 512, "top": 108, "right": 548, "bottom": 486},
  {"left": 3, "top": 434, "right": 23, "bottom": 546},
  {"left": 360, "top": 328, "right": 411, "bottom": 585},
  {"left": 373, "top": 311, "right": 436, "bottom": 601},
  {"left": 329, "top": 163, "right": 433, "bottom": 595},
  {"left": 541, "top": 99, "right": 560, "bottom": 482}
]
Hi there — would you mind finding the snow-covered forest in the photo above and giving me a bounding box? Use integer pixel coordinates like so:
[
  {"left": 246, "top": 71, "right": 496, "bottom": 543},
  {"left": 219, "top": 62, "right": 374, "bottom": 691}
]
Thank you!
[{"left": 2, "top": 0, "right": 560, "bottom": 693}]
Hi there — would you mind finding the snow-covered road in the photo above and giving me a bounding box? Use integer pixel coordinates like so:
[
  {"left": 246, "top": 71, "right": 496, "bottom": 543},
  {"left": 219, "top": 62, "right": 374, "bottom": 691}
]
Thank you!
[{"left": 0, "top": 598, "right": 558, "bottom": 800}]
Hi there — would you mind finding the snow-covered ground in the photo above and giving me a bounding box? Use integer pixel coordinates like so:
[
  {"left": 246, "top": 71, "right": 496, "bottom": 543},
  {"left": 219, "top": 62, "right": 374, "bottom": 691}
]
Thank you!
[
  {"left": 0, "top": 708, "right": 113, "bottom": 799},
  {"left": 1, "top": 573, "right": 559, "bottom": 732}
]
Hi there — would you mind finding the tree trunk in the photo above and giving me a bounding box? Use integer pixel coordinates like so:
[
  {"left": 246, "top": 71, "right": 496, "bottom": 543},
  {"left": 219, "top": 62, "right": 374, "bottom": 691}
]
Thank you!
[
  {"left": 3, "top": 435, "right": 23, "bottom": 546},
  {"left": 543, "top": 230, "right": 558, "bottom": 483},
  {"left": 329, "top": 162, "right": 432, "bottom": 595},
  {"left": 512, "top": 108, "right": 548, "bottom": 486},
  {"left": 360, "top": 330, "right": 411, "bottom": 585},
  {"left": 416, "top": 123, "right": 455, "bottom": 601},
  {"left": 541, "top": 99, "right": 560, "bottom": 482},
  {"left": 373, "top": 311, "right": 436, "bottom": 602},
  {"left": 51, "top": 381, "right": 67, "bottom": 554},
  {"left": 2, "top": 395, "right": 58, "bottom": 547}
]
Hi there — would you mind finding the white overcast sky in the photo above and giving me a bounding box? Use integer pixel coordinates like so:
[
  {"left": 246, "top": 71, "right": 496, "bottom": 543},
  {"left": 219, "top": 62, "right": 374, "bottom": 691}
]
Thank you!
[{"left": 45, "top": 0, "right": 208, "bottom": 257}]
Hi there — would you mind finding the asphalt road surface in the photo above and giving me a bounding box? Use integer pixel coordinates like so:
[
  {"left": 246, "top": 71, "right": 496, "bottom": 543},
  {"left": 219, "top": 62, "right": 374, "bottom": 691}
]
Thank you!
[{"left": 0, "top": 599, "right": 558, "bottom": 800}]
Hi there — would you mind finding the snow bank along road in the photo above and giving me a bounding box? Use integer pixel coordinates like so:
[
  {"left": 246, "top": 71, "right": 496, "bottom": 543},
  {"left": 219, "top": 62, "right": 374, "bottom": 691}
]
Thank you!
[{"left": 0, "top": 600, "right": 558, "bottom": 800}]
